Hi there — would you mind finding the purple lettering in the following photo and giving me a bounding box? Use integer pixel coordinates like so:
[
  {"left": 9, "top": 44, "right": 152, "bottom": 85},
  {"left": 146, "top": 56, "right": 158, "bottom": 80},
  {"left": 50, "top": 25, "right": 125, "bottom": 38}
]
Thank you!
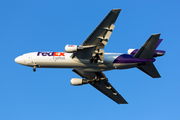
[
  {"left": 42, "top": 52, "right": 47, "bottom": 56},
  {"left": 37, "top": 52, "right": 41, "bottom": 56},
  {"left": 37, "top": 52, "right": 54, "bottom": 56},
  {"left": 47, "top": 52, "right": 54, "bottom": 56}
]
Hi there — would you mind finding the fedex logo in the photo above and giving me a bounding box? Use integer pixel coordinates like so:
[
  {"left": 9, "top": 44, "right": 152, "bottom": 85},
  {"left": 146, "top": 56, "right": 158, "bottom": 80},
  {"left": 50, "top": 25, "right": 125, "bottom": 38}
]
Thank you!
[
  {"left": 53, "top": 52, "right": 65, "bottom": 56},
  {"left": 68, "top": 45, "right": 75, "bottom": 47},
  {"left": 37, "top": 52, "right": 65, "bottom": 56}
]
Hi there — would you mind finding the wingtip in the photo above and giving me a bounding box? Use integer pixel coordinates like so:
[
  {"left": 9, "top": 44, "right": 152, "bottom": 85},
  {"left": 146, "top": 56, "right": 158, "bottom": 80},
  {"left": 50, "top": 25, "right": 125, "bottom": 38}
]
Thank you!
[
  {"left": 152, "top": 33, "right": 161, "bottom": 36},
  {"left": 117, "top": 101, "right": 128, "bottom": 104},
  {"left": 111, "top": 9, "right": 122, "bottom": 17},
  {"left": 112, "top": 9, "right": 122, "bottom": 12},
  {"left": 112, "top": 8, "right": 122, "bottom": 10}
]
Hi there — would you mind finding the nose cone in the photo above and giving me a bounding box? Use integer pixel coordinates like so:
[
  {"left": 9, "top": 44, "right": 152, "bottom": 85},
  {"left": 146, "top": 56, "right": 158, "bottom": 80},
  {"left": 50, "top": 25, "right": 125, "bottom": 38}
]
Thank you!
[{"left": 15, "top": 56, "right": 25, "bottom": 65}]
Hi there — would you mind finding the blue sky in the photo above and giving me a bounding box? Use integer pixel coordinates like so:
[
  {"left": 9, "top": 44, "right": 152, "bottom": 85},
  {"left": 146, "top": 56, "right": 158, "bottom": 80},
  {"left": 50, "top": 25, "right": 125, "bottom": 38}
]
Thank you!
[{"left": 0, "top": 0, "right": 180, "bottom": 120}]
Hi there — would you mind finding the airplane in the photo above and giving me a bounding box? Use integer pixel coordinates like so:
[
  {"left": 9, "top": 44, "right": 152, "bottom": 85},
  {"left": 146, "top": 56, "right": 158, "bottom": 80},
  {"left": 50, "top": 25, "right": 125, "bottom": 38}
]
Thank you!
[{"left": 14, "top": 9, "right": 165, "bottom": 104}]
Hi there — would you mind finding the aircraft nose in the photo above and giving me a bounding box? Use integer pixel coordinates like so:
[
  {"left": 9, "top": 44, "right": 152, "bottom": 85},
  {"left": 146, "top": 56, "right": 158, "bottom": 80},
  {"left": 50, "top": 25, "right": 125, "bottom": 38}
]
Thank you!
[{"left": 15, "top": 56, "right": 25, "bottom": 64}]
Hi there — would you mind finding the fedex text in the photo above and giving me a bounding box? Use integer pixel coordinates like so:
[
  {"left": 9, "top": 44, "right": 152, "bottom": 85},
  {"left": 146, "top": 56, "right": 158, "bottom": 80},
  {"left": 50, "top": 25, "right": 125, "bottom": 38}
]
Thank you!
[{"left": 37, "top": 52, "right": 65, "bottom": 56}]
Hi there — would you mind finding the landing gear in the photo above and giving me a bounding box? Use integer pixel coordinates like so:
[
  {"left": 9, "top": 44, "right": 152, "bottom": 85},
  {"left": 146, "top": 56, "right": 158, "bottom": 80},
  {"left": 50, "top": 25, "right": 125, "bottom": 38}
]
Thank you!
[
  {"left": 33, "top": 66, "right": 37, "bottom": 72},
  {"left": 89, "top": 49, "right": 104, "bottom": 64},
  {"left": 89, "top": 57, "right": 94, "bottom": 63},
  {"left": 89, "top": 56, "right": 98, "bottom": 64},
  {"left": 94, "top": 57, "right": 98, "bottom": 63},
  {"left": 90, "top": 79, "right": 100, "bottom": 85}
]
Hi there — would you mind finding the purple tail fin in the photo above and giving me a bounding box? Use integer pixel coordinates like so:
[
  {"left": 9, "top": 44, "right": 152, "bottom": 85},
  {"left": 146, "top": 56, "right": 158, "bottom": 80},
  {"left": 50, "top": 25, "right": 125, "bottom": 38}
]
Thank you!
[
  {"left": 156, "top": 39, "right": 163, "bottom": 49},
  {"left": 127, "top": 39, "right": 165, "bottom": 57}
]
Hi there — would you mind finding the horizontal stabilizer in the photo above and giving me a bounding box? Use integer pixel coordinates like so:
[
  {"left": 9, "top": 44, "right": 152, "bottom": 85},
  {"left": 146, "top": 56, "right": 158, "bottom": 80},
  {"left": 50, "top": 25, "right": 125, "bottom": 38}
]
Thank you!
[{"left": 138, "top": 62, "right": 161, "bottom": 78}]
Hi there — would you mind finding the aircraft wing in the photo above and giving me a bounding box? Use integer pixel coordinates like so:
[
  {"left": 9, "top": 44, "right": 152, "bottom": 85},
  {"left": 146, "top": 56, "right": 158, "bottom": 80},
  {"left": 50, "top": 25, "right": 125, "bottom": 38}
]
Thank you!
[
  {"left": 73, "top": 9, "right": 121, "bottom": 59},
  {"left": 73, "top": 69, "right": 128, "bottom": 104}
]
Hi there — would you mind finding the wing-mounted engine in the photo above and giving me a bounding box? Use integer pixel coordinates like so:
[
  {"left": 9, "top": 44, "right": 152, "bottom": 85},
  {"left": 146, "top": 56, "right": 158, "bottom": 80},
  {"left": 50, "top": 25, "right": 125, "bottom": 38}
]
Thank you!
[
  {"left": 70, "top": 72, "right": 106, "bottom": 86},
  {"left": 65, "top": 44, "right": 97, "bottom": 53},
  {"left": 70, "top": 78, "right": 91, "bottom": 86},
  {"left": 65, "top": 45, "right": 80, "bottom": 53}
]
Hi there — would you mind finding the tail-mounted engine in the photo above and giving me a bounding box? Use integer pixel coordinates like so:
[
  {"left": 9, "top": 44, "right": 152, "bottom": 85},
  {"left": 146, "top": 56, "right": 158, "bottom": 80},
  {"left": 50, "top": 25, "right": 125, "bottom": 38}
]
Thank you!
[{"left": 128, "top": 49, "right": 165, "bottom": 57}]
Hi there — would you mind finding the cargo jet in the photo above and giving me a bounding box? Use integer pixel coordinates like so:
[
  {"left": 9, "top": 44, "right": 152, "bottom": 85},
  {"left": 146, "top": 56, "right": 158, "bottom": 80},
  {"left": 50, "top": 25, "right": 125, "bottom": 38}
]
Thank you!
[{"left": 15, "top": 9, "right": 165, "bottom": 104}]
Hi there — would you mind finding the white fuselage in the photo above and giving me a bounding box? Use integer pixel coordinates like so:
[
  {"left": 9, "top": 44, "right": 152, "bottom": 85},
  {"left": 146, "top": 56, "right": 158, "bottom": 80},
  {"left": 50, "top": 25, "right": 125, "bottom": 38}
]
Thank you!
[{"left": 15, "top": 52, "right": 138, "bottom": 72}]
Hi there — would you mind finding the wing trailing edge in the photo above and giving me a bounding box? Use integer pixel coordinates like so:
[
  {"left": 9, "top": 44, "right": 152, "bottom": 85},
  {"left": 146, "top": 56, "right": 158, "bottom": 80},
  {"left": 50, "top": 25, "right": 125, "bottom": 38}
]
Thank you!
[
  {"left": 90, "top": 79, "right": 128, "bottom": 104},
  {"left": 73, "top": 69, "right": 128, "bottom": 104}
]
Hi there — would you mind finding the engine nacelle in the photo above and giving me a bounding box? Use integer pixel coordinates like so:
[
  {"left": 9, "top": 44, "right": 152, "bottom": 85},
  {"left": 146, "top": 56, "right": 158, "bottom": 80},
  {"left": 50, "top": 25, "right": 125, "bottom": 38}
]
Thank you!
[
  {"left": 127, "top": 49, "right": 137, "bottom": 55},
  {"left": 71, "top": 78, "right": 91, "bottom": 86},
  {"left": 70, "top": 78, "right": 83, "bottom": 85},
  {"left": 65, "top": 45, "right": 78, "bottom": 53},
  {"left": 127, "top": 49, "right": 165, "bottom": 57}
]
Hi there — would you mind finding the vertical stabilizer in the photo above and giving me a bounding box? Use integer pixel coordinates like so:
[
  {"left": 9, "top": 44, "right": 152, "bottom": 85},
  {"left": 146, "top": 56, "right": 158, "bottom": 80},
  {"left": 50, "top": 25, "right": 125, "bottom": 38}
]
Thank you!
[
  {"left": 134, "top": 34, "right": 162, "bottom": 78},
  {"left": 134, "top": 34, "right": 160, "bottom": 59},
  {"left": 156, "top": 39, "right": 163, "bottom": 49}
]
